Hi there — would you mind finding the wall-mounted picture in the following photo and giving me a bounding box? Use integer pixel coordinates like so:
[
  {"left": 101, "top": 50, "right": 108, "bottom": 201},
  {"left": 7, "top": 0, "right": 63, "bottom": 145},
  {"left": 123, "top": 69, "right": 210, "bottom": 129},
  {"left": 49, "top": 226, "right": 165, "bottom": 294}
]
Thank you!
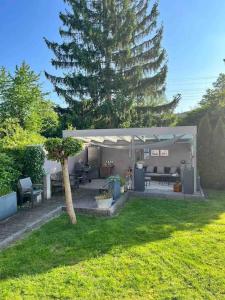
[
  {"left": 160, "top": 150, "right": 169, "bottom": 157},
  {"left": 151, "top": 149, "right": 159, "bottom": 156},
  {"left": 144, "top": 148, "right": 150, "bottom": 159}
]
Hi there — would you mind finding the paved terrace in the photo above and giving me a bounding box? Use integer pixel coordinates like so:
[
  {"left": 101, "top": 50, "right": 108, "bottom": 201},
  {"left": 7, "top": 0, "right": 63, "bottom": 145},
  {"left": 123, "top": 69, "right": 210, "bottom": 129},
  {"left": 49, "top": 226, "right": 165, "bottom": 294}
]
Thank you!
[{"left": 0, "top": 189, "right": 99, "bottom": 250}]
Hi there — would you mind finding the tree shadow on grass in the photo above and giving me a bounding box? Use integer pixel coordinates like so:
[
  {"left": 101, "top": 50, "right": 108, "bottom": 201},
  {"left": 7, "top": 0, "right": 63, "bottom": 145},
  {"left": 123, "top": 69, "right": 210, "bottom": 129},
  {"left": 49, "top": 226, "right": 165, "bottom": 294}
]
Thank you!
[{"left": 0, "top": 190, "right": 225, "bottom": 281}]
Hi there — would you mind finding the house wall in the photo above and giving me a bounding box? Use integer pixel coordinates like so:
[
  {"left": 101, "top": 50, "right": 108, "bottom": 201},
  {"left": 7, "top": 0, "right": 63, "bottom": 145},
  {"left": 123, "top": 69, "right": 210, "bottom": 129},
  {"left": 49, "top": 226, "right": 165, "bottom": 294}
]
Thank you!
[
  {"left": 101, "top": 148, "right": 132, "bottom": 176},
  {"left": 142, "top": 143, "right": 192, "bottom": 169},
  {"left": 100, "top": 143, "right": 191, "bottom": 176},
  {"left": 43, "top": 148, "right": 87, "bottom": 175}
]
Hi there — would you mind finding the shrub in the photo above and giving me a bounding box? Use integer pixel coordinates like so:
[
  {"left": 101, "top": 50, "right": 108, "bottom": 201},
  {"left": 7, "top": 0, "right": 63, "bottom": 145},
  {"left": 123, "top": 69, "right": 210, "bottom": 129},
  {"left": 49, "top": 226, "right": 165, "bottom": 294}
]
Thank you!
[
  {"left": 0, "top": 118, "right": 45, "bottom": 152},
  {"left": 23, "top": 145, "right": 45, "bottom": 183},
  {"left": 0, "top": 153, "right": 20, "bottom": 196}
]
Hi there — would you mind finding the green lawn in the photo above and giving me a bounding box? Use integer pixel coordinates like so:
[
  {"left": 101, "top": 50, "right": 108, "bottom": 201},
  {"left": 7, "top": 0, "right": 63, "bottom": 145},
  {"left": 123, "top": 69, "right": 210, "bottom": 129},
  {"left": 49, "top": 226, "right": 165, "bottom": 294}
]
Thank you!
[{"left": 1, "top": 192, "right": 225, "bottom": 299}]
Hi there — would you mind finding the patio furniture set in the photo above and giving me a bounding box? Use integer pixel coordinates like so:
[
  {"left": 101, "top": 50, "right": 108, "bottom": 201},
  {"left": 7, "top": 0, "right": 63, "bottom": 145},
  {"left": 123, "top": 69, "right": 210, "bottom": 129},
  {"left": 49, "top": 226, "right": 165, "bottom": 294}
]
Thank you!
[
  {"left": 51, "top": 162, "right": 97, "bottom": 193},
  {"left": 144, "top": 166, "right": 180, "bottom": 185}
]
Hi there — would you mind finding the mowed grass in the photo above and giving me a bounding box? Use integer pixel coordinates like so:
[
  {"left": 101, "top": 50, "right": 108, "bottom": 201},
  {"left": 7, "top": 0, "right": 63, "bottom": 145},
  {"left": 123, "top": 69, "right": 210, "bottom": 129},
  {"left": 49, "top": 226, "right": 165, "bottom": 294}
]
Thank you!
[{"left": 1, "top": 192, "right": 225, "bottom": 299}]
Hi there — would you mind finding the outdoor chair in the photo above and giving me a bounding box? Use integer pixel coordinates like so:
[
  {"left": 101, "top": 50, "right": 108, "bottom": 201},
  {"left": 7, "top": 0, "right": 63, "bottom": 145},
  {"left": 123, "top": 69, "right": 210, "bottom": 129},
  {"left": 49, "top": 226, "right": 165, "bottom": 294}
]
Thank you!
[
  {"left": 51, "top": 172, "right": 63, "bottom": 193},
  {"left": 72, "top": 162, "right": 92, "bottom": 184},
  {"left": 51, "top": 172, "right": 79, "bottom": 193},
  {"left": 17, "top": 177, "right": 43, "bottom": 208}
]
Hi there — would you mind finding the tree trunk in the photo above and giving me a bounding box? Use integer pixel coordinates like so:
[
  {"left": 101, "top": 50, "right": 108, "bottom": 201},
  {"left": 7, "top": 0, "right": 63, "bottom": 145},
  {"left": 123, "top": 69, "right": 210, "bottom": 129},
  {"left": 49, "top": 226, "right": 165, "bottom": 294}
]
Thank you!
[{"left": 62, "top": 158, "right": 77, "bottom": 224}]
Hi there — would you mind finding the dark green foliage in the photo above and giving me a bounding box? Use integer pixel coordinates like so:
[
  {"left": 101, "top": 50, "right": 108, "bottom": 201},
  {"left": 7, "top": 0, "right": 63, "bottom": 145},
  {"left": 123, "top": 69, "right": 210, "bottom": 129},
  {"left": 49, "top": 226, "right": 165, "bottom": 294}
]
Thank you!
[
  {"left": 23, "top": 146, "right": 45, "bottom": 184},
  {"left": 44, "top": 137, "right": 83, "bottom": 163},
  {"left": 45, "top": 0, "right": 178, "bottom": 128},
  {"left": 94, "top": 94, "right": 134, "bottom": 128},
  {"left": 0, "top": 153, "right": 20, "bottom": 196},
  {"left": 198, "top": 114, "right": 225, "bottom": 189},
  {"left": 210, "top": 118, "right": 225, "bottom": 189},
  {"left": 177, "top": 73, "right": 225, "bottom": 189},
  {"left": 45, "top": 0, "right": 167, "bottom": 103},
  {"left": 197, "top": 114, "right": 212, "bottom": 188}
]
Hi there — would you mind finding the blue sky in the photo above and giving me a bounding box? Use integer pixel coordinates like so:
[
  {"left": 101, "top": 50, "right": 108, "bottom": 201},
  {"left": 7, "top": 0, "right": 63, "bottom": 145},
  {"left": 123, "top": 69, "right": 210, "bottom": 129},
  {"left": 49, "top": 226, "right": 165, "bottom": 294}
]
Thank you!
[{"left": 0, "top": 0, "right": 225, "bottom": 112}]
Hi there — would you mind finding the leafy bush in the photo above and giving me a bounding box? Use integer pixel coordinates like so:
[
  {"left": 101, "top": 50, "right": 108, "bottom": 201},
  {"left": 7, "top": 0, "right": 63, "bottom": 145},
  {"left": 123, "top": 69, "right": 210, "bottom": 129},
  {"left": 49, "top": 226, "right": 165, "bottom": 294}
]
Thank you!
[
  {"left": 95, "top": 191, "right": 112, "bottom": 200},
  {"left": 0, "top": 118, "right": 45, "bottom": 151},
  {"left": 44, "top": 137, "right": 83, "bottom": 162},
  {"left": 0, "top": 153, "right": 20, "bottom": 196},
  {"left": 120, "top": 177, "right": 126, "bottom": 186},
  {"left": 23, "top": 145, "right": 45, "bottom": 183}
]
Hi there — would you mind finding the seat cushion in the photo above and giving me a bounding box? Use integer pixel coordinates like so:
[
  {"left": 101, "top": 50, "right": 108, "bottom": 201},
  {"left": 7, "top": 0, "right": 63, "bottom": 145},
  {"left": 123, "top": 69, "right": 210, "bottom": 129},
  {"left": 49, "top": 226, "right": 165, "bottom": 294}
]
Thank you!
[
  {"left": 147, "top": 166, "right": 154, "bottom": 173},
  {"left": 157, "top": 166, "right": 164, "bottom": 174},
  {"left": 170, "top": 167, "right": 177, "bottom": 174},
  {"left": 164, "top": 167, "right": 171, "bottom": 174}
]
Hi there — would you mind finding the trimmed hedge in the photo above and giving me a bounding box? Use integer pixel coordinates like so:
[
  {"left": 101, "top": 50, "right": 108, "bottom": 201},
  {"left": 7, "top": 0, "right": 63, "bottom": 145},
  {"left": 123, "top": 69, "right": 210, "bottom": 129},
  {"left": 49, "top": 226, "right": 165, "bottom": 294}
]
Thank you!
[
  {"left": 0, "top": 153, "right": 20, "bottom": 196},
  {"left": 23, "top": 145, "right": 45, "bottom": 183}
]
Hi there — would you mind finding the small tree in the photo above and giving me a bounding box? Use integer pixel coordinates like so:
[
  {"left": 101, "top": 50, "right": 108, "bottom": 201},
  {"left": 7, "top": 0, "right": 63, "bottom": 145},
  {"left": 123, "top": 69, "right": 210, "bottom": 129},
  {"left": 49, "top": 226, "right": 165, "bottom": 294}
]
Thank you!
[{"left": 44, "top": 137, "right": 83, "bottom": 224}]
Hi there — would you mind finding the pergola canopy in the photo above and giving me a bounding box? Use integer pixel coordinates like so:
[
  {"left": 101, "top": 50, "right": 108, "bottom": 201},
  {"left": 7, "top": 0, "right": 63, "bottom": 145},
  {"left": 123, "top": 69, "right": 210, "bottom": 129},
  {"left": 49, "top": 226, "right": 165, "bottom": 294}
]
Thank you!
[
  {"left": 63, "top": 127, "right": 197, "bottom": 149},
  {"left": 63, "top": 126, "right": 197, "bottom": 192}
]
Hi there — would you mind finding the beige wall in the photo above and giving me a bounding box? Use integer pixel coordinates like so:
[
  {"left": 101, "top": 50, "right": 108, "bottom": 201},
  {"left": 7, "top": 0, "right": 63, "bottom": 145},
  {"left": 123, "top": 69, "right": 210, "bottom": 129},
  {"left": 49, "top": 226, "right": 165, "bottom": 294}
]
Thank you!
[
  {"left": 143, "top": 143, "right": 191, "bottom": 168},
  {"left": 100, "top": 143, "right": 191, "bottom": 176},
  {"left": 101, "top": 148, "right": 132, "bottom": 176}
]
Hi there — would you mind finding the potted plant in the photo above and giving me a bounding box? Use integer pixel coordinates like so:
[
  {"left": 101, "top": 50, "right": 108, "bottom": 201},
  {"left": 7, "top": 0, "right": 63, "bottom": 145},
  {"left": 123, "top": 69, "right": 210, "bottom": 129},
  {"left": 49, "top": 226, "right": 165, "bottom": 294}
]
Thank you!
[
  {"left": 95, "top": 191, "right": 113, "bottom": 209},
  {"left": 107, "top": 175, "right": 121, "bottom": 200},
  {"left": 136, "top": 161, "right": 144, "bottom": 169},
  {"left": 173, "top": 181, "right": 182, "bottom": 192},
  {"left": 120, "top": 177, "right": 126, "bottom": 193}
]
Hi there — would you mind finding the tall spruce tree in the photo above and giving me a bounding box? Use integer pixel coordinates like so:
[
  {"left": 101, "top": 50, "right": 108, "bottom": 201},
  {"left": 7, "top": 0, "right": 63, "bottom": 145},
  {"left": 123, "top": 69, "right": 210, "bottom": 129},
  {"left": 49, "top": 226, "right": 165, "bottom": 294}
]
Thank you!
[
  {"left": 197, "top": 114, "right": 212, "bottom": 188},
  {"left": 211, "top": 118, "right": 225, "bottom": 189},
  {"left": 45, "top": 0, "right": 178, "bottom": 128}
]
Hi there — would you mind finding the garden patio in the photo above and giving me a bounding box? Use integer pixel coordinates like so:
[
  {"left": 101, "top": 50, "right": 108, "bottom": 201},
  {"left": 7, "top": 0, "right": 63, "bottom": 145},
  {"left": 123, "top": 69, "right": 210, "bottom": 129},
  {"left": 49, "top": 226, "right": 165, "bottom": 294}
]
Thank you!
[{"left": 63, "top": 126, "right": 201, "bottom": 196}]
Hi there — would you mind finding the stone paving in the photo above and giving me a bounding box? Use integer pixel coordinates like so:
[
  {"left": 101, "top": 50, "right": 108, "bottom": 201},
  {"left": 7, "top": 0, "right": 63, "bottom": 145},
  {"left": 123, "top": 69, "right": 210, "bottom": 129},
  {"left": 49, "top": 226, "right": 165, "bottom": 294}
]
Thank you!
[{"left": 0, "top": 189, "right": 98, "bottom": 250}]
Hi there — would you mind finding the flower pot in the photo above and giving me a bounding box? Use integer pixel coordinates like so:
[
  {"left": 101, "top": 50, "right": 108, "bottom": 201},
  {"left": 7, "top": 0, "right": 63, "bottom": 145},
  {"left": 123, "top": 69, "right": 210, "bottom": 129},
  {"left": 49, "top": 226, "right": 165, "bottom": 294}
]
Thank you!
[
  {"left": 95, "top": 197, "right": 113, "bottom": 209},
  {"left": 120, "top": 186, "right": 125, "bottom": 193},
  {"left": 137, "top": 163, "right": 143, "bottom": 169},
  {"left": 173, "top": 182, "right": 182, "bottom": 193},
  {"left": 0, "top": 192, "right": 17, "bottom": 221},
  {"left": 108, "top": 181, "right": 121, "bottom": 200}
]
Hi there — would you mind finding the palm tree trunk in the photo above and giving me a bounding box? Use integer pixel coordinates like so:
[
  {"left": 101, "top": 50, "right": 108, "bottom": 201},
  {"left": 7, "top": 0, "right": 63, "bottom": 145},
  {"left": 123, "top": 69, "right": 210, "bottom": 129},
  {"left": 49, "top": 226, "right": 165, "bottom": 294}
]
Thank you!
[{"left": 62, "top": 158, "right": 77, "bottom": 224}]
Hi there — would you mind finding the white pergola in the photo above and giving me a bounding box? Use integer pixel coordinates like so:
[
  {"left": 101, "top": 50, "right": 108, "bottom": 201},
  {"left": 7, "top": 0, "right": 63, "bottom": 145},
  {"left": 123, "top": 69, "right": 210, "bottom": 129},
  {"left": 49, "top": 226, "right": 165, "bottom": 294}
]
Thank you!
[{"left": 63, "top": 126, "right": 197, "bottom": 192}]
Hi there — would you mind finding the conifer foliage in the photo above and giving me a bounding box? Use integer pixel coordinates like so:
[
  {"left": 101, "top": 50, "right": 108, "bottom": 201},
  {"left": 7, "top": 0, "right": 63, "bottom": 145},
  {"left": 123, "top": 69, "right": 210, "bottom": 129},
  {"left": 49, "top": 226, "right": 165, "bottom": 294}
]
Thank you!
[
  {"left": 197, "top": 114, "right": 212, "bottom": 188},
  {"left": 198, "top": 114, "right": 225, "bottom": 189},
  {"left": 45, "top": 0, "right": 178, "bottom": 127}
]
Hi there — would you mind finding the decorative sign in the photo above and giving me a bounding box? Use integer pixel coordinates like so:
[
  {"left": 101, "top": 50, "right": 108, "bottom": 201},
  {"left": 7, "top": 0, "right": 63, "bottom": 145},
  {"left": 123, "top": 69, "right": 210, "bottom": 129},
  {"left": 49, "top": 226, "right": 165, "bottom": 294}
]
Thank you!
[
  {"left": 160, "top": 150, "right": 169, "bottom": 157},
  {"left": 151, "top": 149, "right": 159, "bottom": 157}
]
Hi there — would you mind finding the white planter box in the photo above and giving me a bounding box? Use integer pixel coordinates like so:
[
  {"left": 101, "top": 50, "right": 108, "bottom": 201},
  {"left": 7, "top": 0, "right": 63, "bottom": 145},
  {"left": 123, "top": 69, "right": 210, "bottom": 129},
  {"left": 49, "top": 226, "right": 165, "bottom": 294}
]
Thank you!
[
  {"left": 95, "top": 197, "right": 113, "bottom": 209},
  {"left": 0, "top": 192, "right": 17, "bottom": 221}
]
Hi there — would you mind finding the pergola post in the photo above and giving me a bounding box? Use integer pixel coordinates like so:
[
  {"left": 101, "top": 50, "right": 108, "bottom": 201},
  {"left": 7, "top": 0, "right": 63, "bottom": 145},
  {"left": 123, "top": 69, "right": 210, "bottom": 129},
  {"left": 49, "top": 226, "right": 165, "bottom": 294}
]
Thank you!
[{"left": 131, "top": 135, "right": 135, "bottom": 190}]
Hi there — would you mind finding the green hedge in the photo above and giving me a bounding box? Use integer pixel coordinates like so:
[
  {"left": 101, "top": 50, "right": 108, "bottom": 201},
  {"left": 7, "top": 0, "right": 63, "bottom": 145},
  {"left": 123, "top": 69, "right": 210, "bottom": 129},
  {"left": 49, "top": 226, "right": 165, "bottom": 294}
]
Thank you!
[
  {"left": 0, "top": 153, "right": 20, "bottom": 196},
  {"left": 23, "top": 145, "right": 45, "bottom": 183}
]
